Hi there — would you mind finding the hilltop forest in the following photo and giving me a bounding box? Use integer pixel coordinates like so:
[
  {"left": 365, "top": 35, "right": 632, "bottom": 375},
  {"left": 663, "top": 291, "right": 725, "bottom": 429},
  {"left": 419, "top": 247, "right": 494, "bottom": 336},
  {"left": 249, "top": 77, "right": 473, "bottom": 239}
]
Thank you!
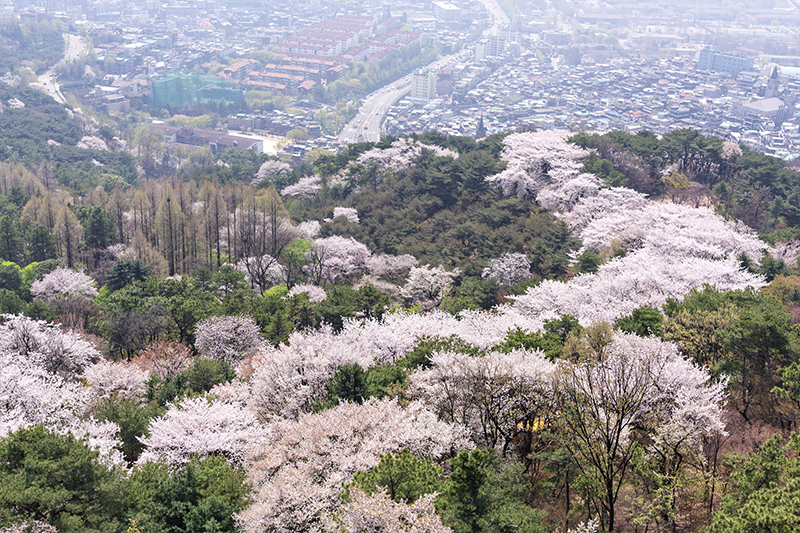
[{"left": 3, "top": 79, "right": 800, "bottom": 533}]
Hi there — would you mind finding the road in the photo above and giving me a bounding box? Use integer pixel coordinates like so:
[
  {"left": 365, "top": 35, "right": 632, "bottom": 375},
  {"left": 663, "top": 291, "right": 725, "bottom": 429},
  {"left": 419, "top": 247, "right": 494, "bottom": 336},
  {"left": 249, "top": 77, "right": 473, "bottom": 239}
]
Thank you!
[
  {"left": 338, "top": 0, "right": 510, "bottom": 144},
  {"left": 338, "top": 49, "right": 474, "bottom": 144},
  {"left": 38, "top": 34, "right": 87, "bottom": 104}
]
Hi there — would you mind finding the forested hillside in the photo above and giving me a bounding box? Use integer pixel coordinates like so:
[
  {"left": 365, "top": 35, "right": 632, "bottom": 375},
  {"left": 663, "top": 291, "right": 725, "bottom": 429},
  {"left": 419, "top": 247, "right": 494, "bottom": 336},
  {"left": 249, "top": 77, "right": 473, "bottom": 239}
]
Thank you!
[
  {"left": 4, "top": 81, "right": 800, "bottom": 533},
  {"left": 0, "top": 17, "right": 65, "bottom": 75}
]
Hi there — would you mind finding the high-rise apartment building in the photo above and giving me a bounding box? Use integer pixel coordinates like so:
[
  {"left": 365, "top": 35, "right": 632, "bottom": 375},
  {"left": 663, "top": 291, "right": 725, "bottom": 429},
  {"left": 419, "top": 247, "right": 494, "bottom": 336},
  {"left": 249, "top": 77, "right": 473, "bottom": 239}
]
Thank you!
[
  {"left": 411, "top": 69, "right": 437, "bottom": 99},
  {"left": 697, "top": 48, "right": 753, "bottom": 76}
]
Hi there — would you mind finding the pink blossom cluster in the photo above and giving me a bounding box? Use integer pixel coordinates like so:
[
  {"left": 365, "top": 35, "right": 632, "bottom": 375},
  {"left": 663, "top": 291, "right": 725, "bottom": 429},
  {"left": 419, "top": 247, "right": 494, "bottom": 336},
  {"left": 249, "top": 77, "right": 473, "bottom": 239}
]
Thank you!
[
  {"left": 401, "top": 265, "right": 461, "bottom": 307},
  {"left": 30, "top": 267, "right": 99, "bottom": 303},
  {"left": 296, "top": 220, "right": 321, "bottom": 239},
  {"left": 481, "top": 252, "right": 532, "bottom": 287},
  {"left": 83, "top": 359, "right": 150, "bottom": 405},
  {"left": 410, "top": 348, "right": 556, "bottom": 450},
  {"left": 304, "top": 235, "right": 372, "bottom": 284},
  {"left": 194, "top": 315, "right": 264, "bottom": 367},
  {"left": 281, "top": 175, "right": 322, "bottom": 197},
  {"left": 287, "top": 284, "right": 327, "bottom": 303},
  {"left": 138, "top": 396, "right": 268, "bottom": 467},
  {"left": 355, "top": 138, "right": 458, "bottom": 177},
  {"left": 0, "top": 314, "right": 101, "bottom": 378},
  {"left": 238, "top": 398, "right": 470, "bottom": 533},
  {"left": 485, "top": 130, "right": 591, "bottom": 199},
  {"left": 480, "top": 132, "right": 769, "bottom": 325},
  {"left": 0, "top": 522, "right": 59, "bottom": 533},
  {"left": 332, "top": 206, "right": 360, "bottom": 224},
  {"left": 512, "top": 252, "right": 762, "bottom": 325},
  {"left": 366, "top": 254, "right": 419, "bottom": 280},
  {"left": 0, "top": 316, "right": 126, "bottom": 466},
  {"left": 340, "top": 488, "right": 451, "bottom": 533},
  {"left": 76, "top": 135, "right": 109, "bottom": 151},
  {"left": 559, "top": 333, "right": 727, "bottom": 454}
]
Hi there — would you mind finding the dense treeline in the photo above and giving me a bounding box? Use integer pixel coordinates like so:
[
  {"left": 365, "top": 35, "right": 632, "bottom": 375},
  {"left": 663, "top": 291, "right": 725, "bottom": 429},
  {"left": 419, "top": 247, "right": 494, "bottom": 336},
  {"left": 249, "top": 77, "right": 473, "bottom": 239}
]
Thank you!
[
  {"left": 0, "top": 16, "right": 65, "bottom": 74},
  {"left": 572, "top": 128, "right": 800, "bottom": 233}
]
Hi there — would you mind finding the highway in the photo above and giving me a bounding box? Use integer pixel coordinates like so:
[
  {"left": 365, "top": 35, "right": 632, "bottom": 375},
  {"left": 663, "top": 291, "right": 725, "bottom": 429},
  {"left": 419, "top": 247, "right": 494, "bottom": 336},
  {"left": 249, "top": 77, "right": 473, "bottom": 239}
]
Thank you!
[
  {"left": 38, "top": 34, "right": 87, "bottom": 104},
  {"left": 337, "top": 50, "right": 472, "bottom": 144},
  {"left": 338, "top": 0, "right": 510, "bottom": 145}
]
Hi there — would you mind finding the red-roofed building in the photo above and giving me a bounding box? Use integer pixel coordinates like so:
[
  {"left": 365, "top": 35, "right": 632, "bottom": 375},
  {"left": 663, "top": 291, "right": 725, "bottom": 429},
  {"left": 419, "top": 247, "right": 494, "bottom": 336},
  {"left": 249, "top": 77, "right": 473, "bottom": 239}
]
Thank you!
[{"left": 220, "top": 59, "right": 258, "bottom": 80}]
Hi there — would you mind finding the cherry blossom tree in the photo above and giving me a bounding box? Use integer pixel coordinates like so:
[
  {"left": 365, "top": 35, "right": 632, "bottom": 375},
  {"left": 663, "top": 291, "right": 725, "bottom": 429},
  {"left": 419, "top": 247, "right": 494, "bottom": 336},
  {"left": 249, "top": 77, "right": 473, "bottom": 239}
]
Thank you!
[
  {"left": 482, "top": 253, "right": 532, "bottom": 287},
  {"left": 401, "top": 265, "right": 460, "bottom": 309},
  {"left": 297, "top": 220, "right": 321, "bottom": 239},
  {"left": 485, "top": 130, "right": 589, "bottom": 199},
  {"left": 554, "top": 333, "right": 726, "bottom": 532},
  {"left": 0, "top": 521, "right": 59, "bottom": 533},
  {"left": 194, "top": 315, "right": 264, "bottom": 367},
  {"left": 0, "top": 350, "right": 125, "bottom": 467},
  {"left": 30, "top": 267, "right": 98, "bottom": 303},
  {"left": 410, "top": 348, "right": 556, "bottom": 453},
  {"left": 0, "top": 314, "right": 101, "bottom": 378},
  {"left": 304, "top": 236, "right": 371, "bottom": 285},
  {"left": 366, "top": 254, "right": 419, "bottom": 280},
  {"left": 287, "top": 284, "right": 327, "bottom": 303},
  {"left": 536, "top": 173, "right": 601, "bottom": 212},
  {"left": 339, "top": 488, "right": 451, "bottom": 533},
  {"left": 239, "top": 398, "right": 470, "bottom": 533},
  {"left": 131, "top": 339, "right": 193, "bottom": 379},
  {"left": 355, "top": 138, "right": 458, "bottom": 179},
  {"left": 248, "top": 326, "right": 367, "bottom": 421},
  {"left": 137, "top": 396, "right": 268, "bottom": 467},
  {"left": 511, "top": 251, "right": 764, "bottom": 325},
  {"left": 721, "top": 140, "right": 742, "bottom": 160},
  {"left": 82, "top": 360, "right": 150, "bottom": 405},
  {"left": 235, "top": 255, "right": 286, "bottom": 293},
  {"left": 254, "top": 160, "right": 292, "bottom": 186},
  {"left": 333, "top": 207, "right": 359, "bottom": 224},
  {"left": 281, "top": 175, "right": 322, "bottom": 198},
  {"left": 76, "top": 135, "right": 108, "bottom": 151}
]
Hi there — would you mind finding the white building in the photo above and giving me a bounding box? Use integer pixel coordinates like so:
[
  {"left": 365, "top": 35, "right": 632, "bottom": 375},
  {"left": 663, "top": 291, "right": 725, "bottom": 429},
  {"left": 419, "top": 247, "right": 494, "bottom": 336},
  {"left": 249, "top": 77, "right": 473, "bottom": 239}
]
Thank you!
[{"left": 411, "top": 69, "right": 437, "bottom": 99}]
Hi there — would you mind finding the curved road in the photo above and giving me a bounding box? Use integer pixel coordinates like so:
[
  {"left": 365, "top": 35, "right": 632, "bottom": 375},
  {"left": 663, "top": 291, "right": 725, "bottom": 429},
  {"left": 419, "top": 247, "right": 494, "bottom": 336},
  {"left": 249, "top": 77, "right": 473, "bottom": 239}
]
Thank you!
[
  {"left": 338, "top": 0, "right": 510, "bottom": 144},
  {"left": 39, "top": 34, "right": 88, "bottom": 104},
  {"left": 338, "top": 50, "right": 471, "bottom": 144}
]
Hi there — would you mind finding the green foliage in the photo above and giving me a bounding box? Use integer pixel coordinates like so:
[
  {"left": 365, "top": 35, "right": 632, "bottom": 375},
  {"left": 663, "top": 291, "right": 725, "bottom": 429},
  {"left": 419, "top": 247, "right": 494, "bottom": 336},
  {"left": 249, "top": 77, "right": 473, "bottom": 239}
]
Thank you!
[
  {"left": 582, "top": 152, "right": 627, "bottom": 187},
  {"left": 0, "top": 17, "right": 65, "bottom": 74},
  {"left": 0, "top": 215, "right": 24, "bottom": 265},
  {"left": 76, "top": 206, "right": 115, "bottom": 251},
  {"left": 575, "top": 251, "right": 601, "bottom": 274},
  {"left": 493, "top": 316, "right": 581, "bottom": 360},
  {"left": 291, "top": 140, "right": 578, "bottom": 286},
  {"left": 663, "top": 285, "right": 798, "bottom": 423},
  {"left": 494, "top": 327, "right": 564, "bottom": 360},
  {"left": 572, "top": 129, "right": 800, "bottom": 231},
  {"left": 26, "top": 226, "right": 58, "bottom": 264},
  {"left": 0, "top": 288, "right": 25, "bottom": 314},
  {"left": 348, "top": 449, "right": 443, "bottom": 503},
  {"left": 313, "top": 363, "right": 368, "bottom": 411},
  {"left": 0, "top": 261, "right": 26, "bottom": 300},
  {"left": 710, "top": 433, "right": 800, "bottom": 533},
  {"left": 438, "top": 449, "right": 545, "bottom": 533},
  {"left": 146, "top": 358, "right": 235, "bottom": 407},
  {"left": 183, "top": 359, "right": 235, "bottom": 394},
  {"left": 365, "top": 364, "right": 408, "bottom": 400},
  {"left": 0, "top": 425, "right": 128, "bottom": 533},
  {"left": 615, "top": 306, "right": 663, "bottom": 337},
  {"left": 105, "top": 259, "right": 154, "bottom": 291},
  {"left": 397, "top": 335, "right": 482, "bottom": 371},
  {"left": 128, "top": 457, "right": 248, "bottom": 533},
  {"left": 94, "top": 397, "right": 166, "bottom": 465}
]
